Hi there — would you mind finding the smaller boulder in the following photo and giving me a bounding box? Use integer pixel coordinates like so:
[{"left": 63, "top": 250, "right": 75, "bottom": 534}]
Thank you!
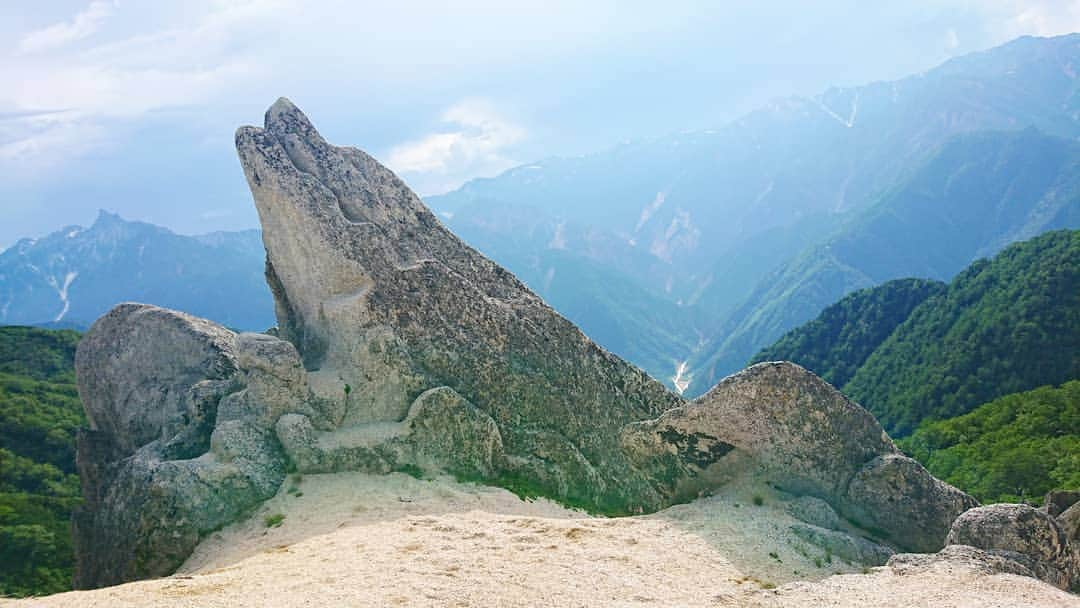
[
  {"left": 888, "top": 544, "right": 1039, "bottom": 579},
  {"left": 790, "top": 523, "right": 894, "bottom": 566},
  {"left": 405, "top": 387, "right": 504, "bottom": 479},
  {"left": 844, "top": 454, "right": 978, "bottom": 553},
  {"left": 946, "top": 503, "right": 1075, "bottom": 590}
]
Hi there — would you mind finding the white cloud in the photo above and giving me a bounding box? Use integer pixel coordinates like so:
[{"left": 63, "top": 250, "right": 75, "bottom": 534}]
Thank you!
[
  {"left": 1013, "top": 2, "right": 1080, "bottom": 37},
  {"left": 18, "top": 1, "right": 117, "bottom": 55},
  {"left": 386, "top": 100, "right": 526, "bottom": 194},
  {"left": 0, "top": 111, "right": 105, "bottom": 165},
  {"left": 987, "top": 0, "right": 1080, "bottom": 39},
  {"left": 944, "top": 28, "right": 960, "bottom": 50},
  {"left": 1, "top": 0, "right": 284, "bottom": 166}
]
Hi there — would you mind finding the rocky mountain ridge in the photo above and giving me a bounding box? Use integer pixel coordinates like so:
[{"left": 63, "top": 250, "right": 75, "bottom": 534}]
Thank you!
[
  {"left": 68, "top": 100, "right": 1078, "bottom": 597},
  {"left": 0, "top": 211, "right": 273, "bottom": 331},
  {"left": 431, "top": 34, "right": 1080, "bottom": 391}
]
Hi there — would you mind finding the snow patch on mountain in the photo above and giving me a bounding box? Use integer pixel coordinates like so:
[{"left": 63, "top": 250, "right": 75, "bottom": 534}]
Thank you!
[
  {"left": 635, "top": 191, "right": 666, "bottom": 232},
  {"left": 548, "top": 221, "right": 567, "bottom": 250},
  {"left": 46, "top": 271, "right": 78, "bottom": 322},
  {"left": 816, "top": 91, "right": 859, "bottom": 128},
  {"left": 671, "top": 359, "right": 691, "bottom": 394}
]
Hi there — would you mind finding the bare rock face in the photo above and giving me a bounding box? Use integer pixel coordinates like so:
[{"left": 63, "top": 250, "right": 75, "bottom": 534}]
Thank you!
[
  {"left": 622, "top": 362, "right": 976, "bottom": 552},
  {"left": 73, "top": 304, "right": 291, "bottom": 588},
  {"left": 235, "top": 97, "right": 682, "bottom": 512},
  {"left": 946, "top": 503, "right": 1078, "bottom": 590}
]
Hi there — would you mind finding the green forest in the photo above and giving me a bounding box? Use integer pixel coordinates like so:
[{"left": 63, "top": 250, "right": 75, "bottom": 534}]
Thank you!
[
  {"left": 900, "top": 381, "right": 1080, "bottom": 505},
  {"left": 845, "top": 230, "right": 1079, "bottom": 436},
  {"left": 0, "top": 326, "right": 84, "bottom": 597},
  {"left": 751, "top": 229, "right": 1079, "bottom": 502},
  {"left": 749, "top": 278, "right": 946, "bottom": 388},
  {"left": 754, "top": 230, "right": 1079, "bottom": 437}
]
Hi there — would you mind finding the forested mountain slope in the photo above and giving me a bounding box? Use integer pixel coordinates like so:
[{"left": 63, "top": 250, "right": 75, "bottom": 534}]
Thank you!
[
  {"left": 0, "top": 326, "right": 84, "bottom": 596},
  {"left": 900, "top": 381, "right": 1080, "bottom": 505},
  {"left": 845, "top": 229, "right": 1079, "bottom": 435},
  {"left": 430, "top": 34, "right": 1080, "bottom": 391},
  {"left": 688, "top": 131, "right": 1080, "bottom": 394},
  {"left": 751, "top": 230, "right": 1079, "bottom": 437},
  {"left": 749, "top": 278, "right": 946, "bottom": 387}
]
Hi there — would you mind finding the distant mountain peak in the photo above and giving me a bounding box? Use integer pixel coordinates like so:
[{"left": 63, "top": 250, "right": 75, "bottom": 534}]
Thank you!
[{"left": 0, "top": 211, "right": 275, "bottom": 330}]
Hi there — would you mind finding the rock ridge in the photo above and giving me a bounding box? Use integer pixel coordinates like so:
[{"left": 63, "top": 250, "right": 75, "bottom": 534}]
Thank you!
[{"left": 72, "top": 99, "right": 988, "bottom": 589}]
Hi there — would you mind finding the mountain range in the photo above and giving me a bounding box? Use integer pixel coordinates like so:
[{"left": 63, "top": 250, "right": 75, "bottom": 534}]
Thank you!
[
  {"left": 686, "top": 128, "right": 1080, "bottom": 393},
  {"left": 431, "top": 33, "right": 1080, "bottom": 392},
  {"left": 2, "top": 34, "right": 1078, "bottom": 395},
  {"left": 0, "top": 211, "right": 273, "bottom": 331}
]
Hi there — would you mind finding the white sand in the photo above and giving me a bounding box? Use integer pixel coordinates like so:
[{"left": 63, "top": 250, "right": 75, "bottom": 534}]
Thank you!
[{"left": 7, "top": 473, "right": 1076, "bottom": 607}]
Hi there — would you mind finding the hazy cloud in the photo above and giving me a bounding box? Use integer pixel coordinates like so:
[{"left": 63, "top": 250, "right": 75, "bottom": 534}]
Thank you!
[
  {"left": 1, "top": 1, "right": 279, "bottom": 166},
  {"left": 945, "top": 28, "right": 960, "bottom": 49},
  {"left": 1011, "top": 1, "right": 1080, "bottom": 37},
  {"left": 387, "top": 100, "right": 526, "bottom": 195},
  {"left": 18, "top": 1, "right": 117, "bottom": 55},
  {"left": 0, "top": 0, "right": 1076, "bottom": 244}
]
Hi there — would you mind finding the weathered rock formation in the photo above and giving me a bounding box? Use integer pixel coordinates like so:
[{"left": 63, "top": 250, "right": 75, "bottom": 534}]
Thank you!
[
  {"left": 1046, "top": 490, "right": 1080, "bottom": 518},
  {"left": 621, "top": 362, "right": 977, "bottom": 552},
  {"left": 73, "top": 99, "right": 981, "bottom": 589},
  {"left": 234, "top": 98, "right": 683, "bottom": 512},
  {"left": 943, "top": 504, "right": 1079, "bottom": 591}
]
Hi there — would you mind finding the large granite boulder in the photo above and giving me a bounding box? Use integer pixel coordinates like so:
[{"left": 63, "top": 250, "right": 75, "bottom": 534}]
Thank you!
[
  {"left": 622, "top": 362, "right": 977, "bottom": 552},
  {"left": 946, "top": 503, "right": 1077, "bottom": 590},
  {"left": 235, "top": 97, "right": 683, "bottom": 512}
]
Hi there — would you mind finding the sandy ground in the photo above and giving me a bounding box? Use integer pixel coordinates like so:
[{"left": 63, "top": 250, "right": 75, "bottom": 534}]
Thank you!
[{"left": 6, "top": 473, "right": 1077, "bottom": 607}]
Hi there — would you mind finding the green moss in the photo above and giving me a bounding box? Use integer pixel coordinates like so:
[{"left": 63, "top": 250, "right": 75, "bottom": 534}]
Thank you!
[
  {"left": 455, "top": 470, "right": 631, "bottom": 517},
  {"left": 264, "top": 513, "right": 285, "bottom": 528},
  {"left": 393, "top": 463, "right": 426, "bottom": 480}
]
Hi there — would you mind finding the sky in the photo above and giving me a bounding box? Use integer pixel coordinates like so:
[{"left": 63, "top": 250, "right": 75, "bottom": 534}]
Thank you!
[{"left": 1, "top": 0, "right": 1079, "bottom": 248}]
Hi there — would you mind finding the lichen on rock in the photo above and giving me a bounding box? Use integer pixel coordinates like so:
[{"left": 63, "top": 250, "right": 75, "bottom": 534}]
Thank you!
[{"left": 622, "top": 361, "right": 976, "bottom": 553}]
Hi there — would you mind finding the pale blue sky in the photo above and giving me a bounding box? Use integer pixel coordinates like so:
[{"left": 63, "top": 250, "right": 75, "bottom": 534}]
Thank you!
[{"left": 1, "top": 0, "right": 1078, "bottom": 247}]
